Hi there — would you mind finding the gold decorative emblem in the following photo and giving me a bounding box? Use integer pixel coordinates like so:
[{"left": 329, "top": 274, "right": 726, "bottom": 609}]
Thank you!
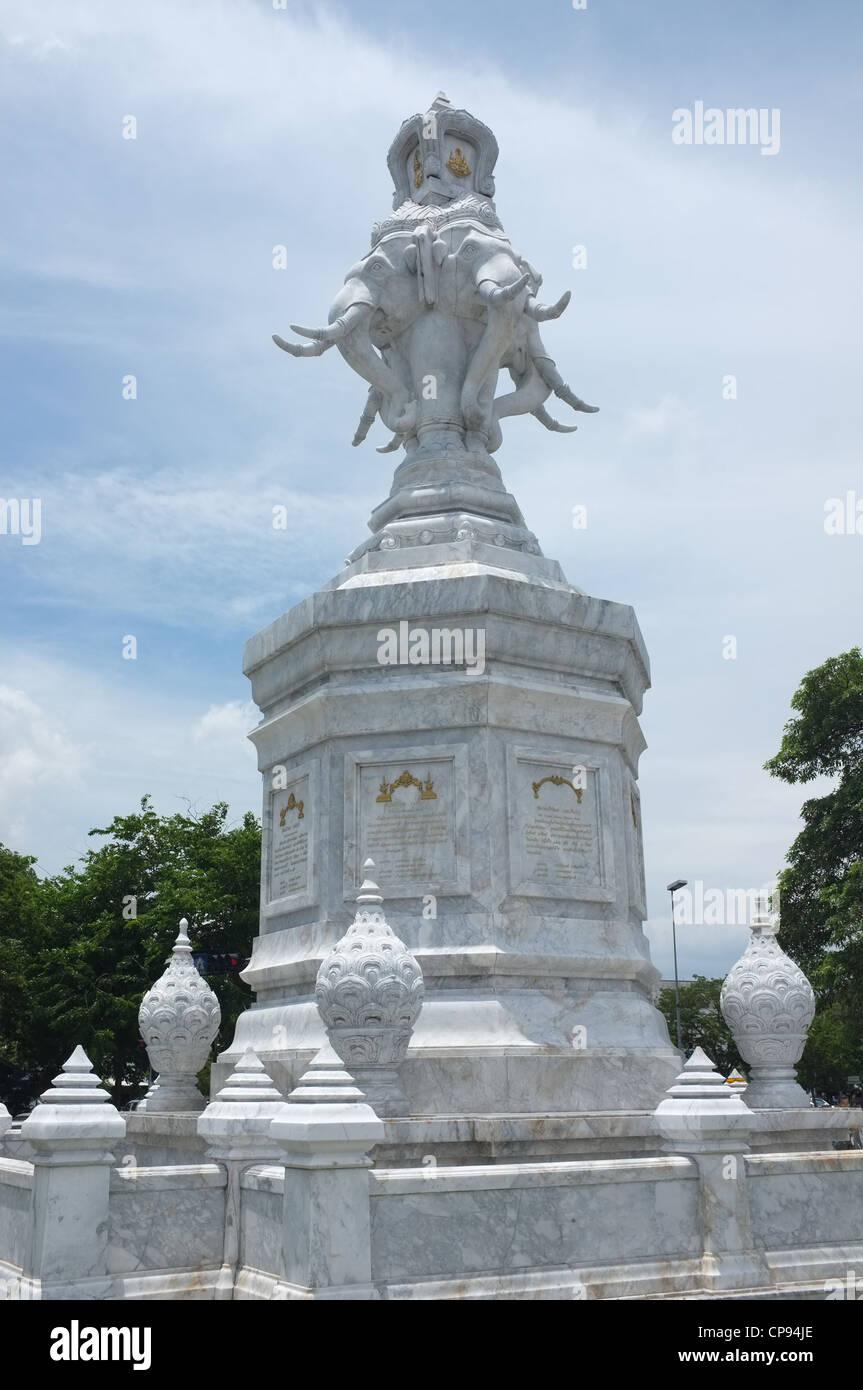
[
  {"left": 413, "top": 150, "right": 423, "bottom": 188},
  {"left": 376, "top": 770, "right": 437, "bottom": 803},
  {"left": 446, "top": 146, "right": 471, "bottom": 178},
  {"left": 279, "top": 792, "right": 304, "bottom": 826},
  {"left": 532, "top": 774, "right": 583, "bottom": 805}
]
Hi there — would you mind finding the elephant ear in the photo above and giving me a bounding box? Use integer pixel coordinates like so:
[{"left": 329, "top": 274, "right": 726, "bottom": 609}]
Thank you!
[{"left": 403, "top": 245, "right": 418, "bottom": 274}]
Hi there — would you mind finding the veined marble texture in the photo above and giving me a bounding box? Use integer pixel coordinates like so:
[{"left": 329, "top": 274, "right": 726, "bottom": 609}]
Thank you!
[
  {"left": 368, "top": 1157, "right": 699, "bottom": 1282},
  {"left": 746, "top": 1152, "right": 863, "bottom": 1248},
  {"left": 0, "top": 1162, "right": 31, "bottom": 1272},
  {"left": 107, "top": 1167, "right": 225, "bottom": 1275},
  {"left": 238, "top": 1186, "right": 284, "bottom": 1283},
  {"left": 221, "top": 560, "right": 681, "bottom": 1116}
]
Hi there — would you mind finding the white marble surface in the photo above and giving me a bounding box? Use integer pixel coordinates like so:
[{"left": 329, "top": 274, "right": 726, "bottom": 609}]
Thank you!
[
  {"left": 721, "top": 912, "right": 815, "bottom": 1109},
  {"left": 198, "top": 1051, "right": 284, "bottom": 1161},
  {"left": 369, "top": 1156, "right": 699, "bottom": 1283},
  {"left": 0, "top": 1160, "right": 32, "bottom": 1272},
  {"left": 107, "top": 1175, "right": 225, "bottom": 1275},
  {"left": 746, "top": 1152, "right": 863, "bottom": 1249},
  {"left": 283, "top": 1164, "right": 375, "bottom": 1294},
  {"left": 16, "top": 1048, "right": 125, "bottom": 1296},
  {"left": 238, "top": 1185, "right": 284, "bottom": 1282},
  {"left": 138, "top": 921, "right": 221, "bottom": 1113},
  {"left": 222, "top": 561, "right": 680, "bottom": 1115}
]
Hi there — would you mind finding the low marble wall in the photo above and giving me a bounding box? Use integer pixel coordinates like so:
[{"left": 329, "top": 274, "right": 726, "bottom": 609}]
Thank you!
[
  {"left": 239, "top": 1167, "right": 284, "bottom": 1287},
  {"left": 107, "top": 1164, "right": 226, "bottom": 1282},
  {"left": 747, "top": 1151, "right": 863, "bottom": 1249},
  {"left": 117, "top": 1114, "right": 207, "bottom": 1168},
  {"left": 7, "top": 1139, "right": 863, "bottom": 1299},
  {"left": 0, "top": 1158, "right": 32, "bottom": 1278},
  {"left": 369, "top": 1155, "right": 699, "bottom": 1289}
]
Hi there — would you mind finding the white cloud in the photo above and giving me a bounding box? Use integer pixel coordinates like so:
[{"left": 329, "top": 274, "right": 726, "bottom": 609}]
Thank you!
[
  {"left": 193, "top": 700, "right": 257, "bottom": 745},
  {"left": 0, "top": 683, "right": 88, "bottom": 794},
  {"left": 623, "top": 394, "right": 698, "bottom": 442},
  {"left": 0, "top": 655, "right": 259, "bottom": 874},
  {"left": 0, "top": 684, "right": 90, "bottom": 858}
]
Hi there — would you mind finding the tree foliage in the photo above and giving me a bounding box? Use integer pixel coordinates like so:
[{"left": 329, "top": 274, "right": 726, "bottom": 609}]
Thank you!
[
  {"left": 765, "top": 648, "right": 863, "bottom": 996},
  {"left": 765, "top": 647, "right": 863, "bottom": 1089},
  {"left": 0, "top": 798, "right": 260, "bottom": 1106}
]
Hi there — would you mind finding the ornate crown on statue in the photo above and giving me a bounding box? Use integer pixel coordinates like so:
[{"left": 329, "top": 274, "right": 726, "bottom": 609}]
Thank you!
[{"left": 386, "top": 91, "right": 499, "bottom": 209}]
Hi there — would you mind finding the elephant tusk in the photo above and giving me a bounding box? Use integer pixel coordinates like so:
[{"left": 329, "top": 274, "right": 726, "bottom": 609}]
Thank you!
[
  {"left": 479, "top": 271, "right": 531, "bottom": 306},
  {"left": 533, "top": 405, "right": 577, "bottom": 433},
  {"left": 555, "top": 384, "right": 599, "bottom": 413},
  {"left": 376, "top": 434, "right": 403, "bottom": 453},
  {"left": 533, "top": 354, "right": 600, "bottom": 414},
  {"left": 273, "top": 333, "right": 331, "bottom": 358},
  {"left": 291, "top": 302, "right": 372, "bottom": 343},
  {"left": 526, "top": 290, "right": 571, "bottom": 322},
  {"left": 290, "top": 323, "right": 338, "bottom": 342}
]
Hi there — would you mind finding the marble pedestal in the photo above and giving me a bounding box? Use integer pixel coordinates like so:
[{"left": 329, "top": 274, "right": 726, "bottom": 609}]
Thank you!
[{"left": 219, "top": 453, "right": 680, "bottom": 1116}]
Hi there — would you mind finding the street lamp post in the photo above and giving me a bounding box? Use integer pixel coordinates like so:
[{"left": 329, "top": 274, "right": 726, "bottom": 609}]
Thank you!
[{"left": 667, "top": 879, "right": 688, "bottom": 1051}]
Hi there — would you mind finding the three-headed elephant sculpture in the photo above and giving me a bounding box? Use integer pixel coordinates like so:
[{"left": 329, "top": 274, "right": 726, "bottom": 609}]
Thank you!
[{"left": 274, "top": 216, "right": 597, "bottom": 457}]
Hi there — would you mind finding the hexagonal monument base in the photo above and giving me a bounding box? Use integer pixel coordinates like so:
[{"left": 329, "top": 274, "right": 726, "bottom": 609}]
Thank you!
[{"left": 218, "top": 532, "right": 680, "bottom": 1116}]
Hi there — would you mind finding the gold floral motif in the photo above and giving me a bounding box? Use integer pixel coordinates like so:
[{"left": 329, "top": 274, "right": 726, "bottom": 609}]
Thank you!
[
  {"left": 279, "top": 792, "right": 304, "bottom": 825},
  {"left": 413, "top": 150, "right": 423, "bottom": 188},
  {"left": 531, "top": 774, "right": 583, "bottom": 805},
  {"left": 376, "top": 770, "right": 437, "bottom": 803},
  {"left": 446, "top": 146, "right": 471, "bottom": 177}
]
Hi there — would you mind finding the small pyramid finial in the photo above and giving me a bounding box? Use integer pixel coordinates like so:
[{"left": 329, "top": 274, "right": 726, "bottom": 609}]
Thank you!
[
  {"left": 684, "top": 1046, "right": 715, "bottom": 1072},
  {"left": 64, "top": 1045, "right": 93, "bottom": 1073},
  {"left": 357, "top": 858, "right": 383, "bottom": 906},
  {"left": 659, "top": 1047, "right": 735, "bottom": 1102},
  {"left": 431, "top": 91, "right": 451, "bottom": 108},
  {"left": 215, "top": 1049, "right": 283, "bottom": 1103},
  {"left": 34, "top": 1044, "right": 116, "bottom": 1108},
  {"left": 21, "top": 1040, "right": 125, "bottom": 1142}
]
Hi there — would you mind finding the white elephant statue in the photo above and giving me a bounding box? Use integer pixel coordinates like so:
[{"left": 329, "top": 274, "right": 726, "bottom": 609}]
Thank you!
[{"left": 274, "top": 93, "right": 597, "bottom": 461}]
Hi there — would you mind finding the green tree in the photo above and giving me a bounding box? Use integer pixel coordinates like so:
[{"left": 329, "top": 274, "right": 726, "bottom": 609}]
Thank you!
[
  {"left": 0, "top": 798, "right": 260, "bottom": 1105},
  {"left": 796, "top": 1002, "right": 863, "bottom": 1095},
  {"left": 0, "top": 844, "right": 44, "bottom": 1072},
  {"left": 765, "top": 648, "right": 863, "bottom": 1013},
  {"left": 656, "top": 975, "right": 742, "bottom": 1077}
]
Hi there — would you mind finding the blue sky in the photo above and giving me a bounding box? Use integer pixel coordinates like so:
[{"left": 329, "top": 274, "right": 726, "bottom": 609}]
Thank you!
[{"left": 1, "top": 0, "right": 861, "bottom": 978}]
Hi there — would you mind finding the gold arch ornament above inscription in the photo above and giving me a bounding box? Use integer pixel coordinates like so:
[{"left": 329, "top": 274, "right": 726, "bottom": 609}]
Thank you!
[
  {"left": 413, "top": 150, "right": 423, "bottom": 188},
  {"left": 279, "top": 792, "right": 304, "bottom": 825},
  {"left": 376, "top": 770, "right": 437, "bottom": 803},
  {"left": 531, "top": 774, "right": 583, "bottom": 805}
]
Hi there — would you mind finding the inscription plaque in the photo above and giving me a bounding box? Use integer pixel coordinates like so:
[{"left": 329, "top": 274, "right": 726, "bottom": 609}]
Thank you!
[
  {"left": 514, "top": 759, "right": 604, "bottom": 894},
  {"left": 359, "top": 761, "right": 457, "bottom": 888},
  {"left": 268, "top": 774, "right": 310, "bottom": 902}
]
